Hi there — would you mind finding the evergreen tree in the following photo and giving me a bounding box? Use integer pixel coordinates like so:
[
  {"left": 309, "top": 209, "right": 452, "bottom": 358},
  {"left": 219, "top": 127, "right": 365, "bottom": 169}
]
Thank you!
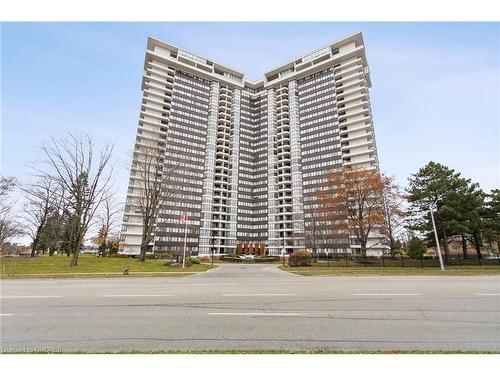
[
  {"left": 406, "top": 236, "right": 426, "bottom": 259},
  {"left": 483, "top": 189, "right": 500, "bottom": 253},
  {"left": 406, "top": 161, "right": 467, "bottom": 260},
  {"left": 445, "top": 181, "right": 485, "bottom": 258}
]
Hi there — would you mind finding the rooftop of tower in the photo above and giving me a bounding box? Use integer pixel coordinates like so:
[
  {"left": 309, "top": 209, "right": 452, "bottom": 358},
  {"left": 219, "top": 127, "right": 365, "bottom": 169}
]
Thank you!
[{"left": 145, "top": 31, "right": 371, "bottom": 89}]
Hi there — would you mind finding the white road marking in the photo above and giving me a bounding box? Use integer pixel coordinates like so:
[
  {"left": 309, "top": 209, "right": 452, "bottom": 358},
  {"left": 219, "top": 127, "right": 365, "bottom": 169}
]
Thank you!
[
  {"left": 0, "top": 313, "right": 14, "bottom": 316},
  {"left": 352, "top": 293, "right": 421, "bottom": 296},
  {"left": 222, "top": 293, "right": 296, "bottom": 297},
  {"left": 101, "top": 294, "right": 174, "bottom": 297},
  {"left": 208, "top": 312, "right": 307, "bottom": 316},
  {"left": 475, "top": 293, "right": 500, "bottom": 296},
  {"left": 0, "top": 295, "right": 63, "bottom": 299},
  {"left": 264, "top": 267, "right": 279, "bottom": 272},
  {"left": 66, "top": 284, "right": 123, "bottom": 287}
]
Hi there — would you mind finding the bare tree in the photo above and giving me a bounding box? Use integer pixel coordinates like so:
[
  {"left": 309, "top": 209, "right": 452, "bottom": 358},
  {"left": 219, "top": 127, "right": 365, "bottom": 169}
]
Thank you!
[
  {"left": 40, "top": 133, "right": 114, "bottom": 266},
  {"left": 129, "top": 142, "right": 183, "bottom": 262},
  {"left": 304, "top": 203, "right": 323, "bottom": 257},
  {"left": 316, "top": 166, "right": 388, "bottom": 257},
  {"left": 20, "top": 176, "right": 59, "bottom": 257},
  {"left": 0, "top": 177, "right": 17, "bottom": 219},
  {"left": 381, "top": 176, "right": 408, "bottom": 257},
  {"left": 93, "top": 192, "right": 121, "bottom": 257},
  {"left": 0, "top": 177, "right": 23, "bottom": 250}
]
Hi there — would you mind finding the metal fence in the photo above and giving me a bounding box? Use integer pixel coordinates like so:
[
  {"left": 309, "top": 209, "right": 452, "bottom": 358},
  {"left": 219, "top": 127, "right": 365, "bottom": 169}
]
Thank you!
[{"left": 312, "top": 253, "right": 500, "bottom": 268}]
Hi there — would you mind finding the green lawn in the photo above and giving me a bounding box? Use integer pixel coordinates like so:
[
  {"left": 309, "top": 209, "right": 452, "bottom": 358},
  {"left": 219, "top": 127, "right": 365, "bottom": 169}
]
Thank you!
[
  {"left": 280, "top": 265, "right": 500, "bottom": 276},
  {"left": 0, "top": 255, "right": 214, "bottom": 278}
]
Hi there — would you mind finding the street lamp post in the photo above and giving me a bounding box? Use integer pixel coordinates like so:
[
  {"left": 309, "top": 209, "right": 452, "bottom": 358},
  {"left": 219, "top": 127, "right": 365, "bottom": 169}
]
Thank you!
[{"left": 430, "top": 201, "right": 445, "bottom": 271}]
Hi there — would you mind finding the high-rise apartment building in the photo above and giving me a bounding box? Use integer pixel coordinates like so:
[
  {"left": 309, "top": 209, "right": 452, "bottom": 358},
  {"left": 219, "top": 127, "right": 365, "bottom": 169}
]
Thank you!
[{"left": 120, "top": 32, "right": 385, "bottom": 257}]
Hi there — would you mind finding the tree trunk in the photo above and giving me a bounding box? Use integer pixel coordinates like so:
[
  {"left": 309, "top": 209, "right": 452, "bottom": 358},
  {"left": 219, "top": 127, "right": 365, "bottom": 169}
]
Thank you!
[
  {"left": 30, "top": 237, "right": 39, "bottom": 257},
  {"left": 312, "top": 234, "right": 316, "bottom": 257},
  {"left": 49, "top": 247, "right": 55, "bottom": 256},
  {"left": 70, "top": 250, "right": 79, "bottom": 266},
  {"left": 69, "top": 236, "right": 83, "bottom": 266},
  {"left": 390, "top": 237, "right": 396, "bottom": 258},
  {"left": 360, "top": 243, "right": 367, "bottom": 258},
  {"left": 311, "top": 217, "right": 317, "bottom": 258},
  {"left": 139, "top": 243, "right": 147, "bottom": 263},
  {"left": 461, "top": 235, "right": 468, "bottom": 259},
  {"left": 473, "top": 232, "right": 482, "bottom": 259},
  {"left": 99, "top": 242, "right": 106, "bottom": 257}
]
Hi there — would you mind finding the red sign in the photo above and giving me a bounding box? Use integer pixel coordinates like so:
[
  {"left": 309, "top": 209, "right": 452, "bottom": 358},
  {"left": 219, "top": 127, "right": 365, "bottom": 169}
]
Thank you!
[{"left": 179, "top": 213, "right": 188, "bottom": 222}]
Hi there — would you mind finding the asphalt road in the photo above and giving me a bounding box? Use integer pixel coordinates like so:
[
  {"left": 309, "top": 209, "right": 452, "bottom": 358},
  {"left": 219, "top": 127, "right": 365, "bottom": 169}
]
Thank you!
[{"left": 1, "top": 264, "right": 500, "bottom": 352}]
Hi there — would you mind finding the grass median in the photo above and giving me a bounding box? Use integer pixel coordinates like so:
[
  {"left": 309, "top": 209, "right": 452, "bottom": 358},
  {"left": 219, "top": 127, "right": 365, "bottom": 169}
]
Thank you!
[
  {"left": 279, "top": 264, "right": 500, "bottom": 276},
  {"left": 0, "top": 255, "right": 214, "bottom": 278}
]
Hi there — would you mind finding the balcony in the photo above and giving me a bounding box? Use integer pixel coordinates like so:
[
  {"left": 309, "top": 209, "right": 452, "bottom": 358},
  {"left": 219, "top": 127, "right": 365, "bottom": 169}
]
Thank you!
[
  {"left": 336, "top": 78, "right": 366, "bottom": 93},
  {"left": 148, "top": 61, "right": 176, "bottom": 76},
  {"left": 343, "top": 155, "right": 375, "bottom": 167},
  {"left": 344, "top": 147, "right": 374, "bottom": 158},
  {"left": 340, "top": 131, "right": 372, "bottom": 143},
  {"left": 334, "top": 63, "right": 363, "bottom": 78},
  {"left": 339, "top": 116, "right": 372, "bottom": 129},
  {"left": 143, "top": 95, "right": 172, "bottom": 108},
  {"left": 341, "top": 139, "right": 373, "bottom": 151},
  {"left": 336, "top": 87, "right": 367, "bottom": 103},
  {"left": 336, "top": 92, "right": 367, "bottom": 107},
  {"left": 143, "top": 80, "right": 172, "bottom": 93},
  {"left": 335, "top": 71, "right": 364, "bottom": 86},
  {"left": 339, "top": 124, "right": 372, "bottom": 137},
  {"left": 339, "top": 100, "right": 369, "bottom": 114},
  {"left": 143, "top": 87, "right": 173, "bottom": 101}
]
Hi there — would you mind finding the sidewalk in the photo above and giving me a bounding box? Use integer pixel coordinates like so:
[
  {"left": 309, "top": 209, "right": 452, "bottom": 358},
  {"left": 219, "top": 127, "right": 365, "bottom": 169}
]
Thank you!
[{"left": 0, "top": 271, "right": 209, "bottom": 279}]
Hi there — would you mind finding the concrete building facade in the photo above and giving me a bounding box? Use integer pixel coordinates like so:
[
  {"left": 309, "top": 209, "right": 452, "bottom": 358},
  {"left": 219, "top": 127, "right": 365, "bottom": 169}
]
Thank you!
[{"left": 120, "top": 32, "right": 385, "bottom": 257}]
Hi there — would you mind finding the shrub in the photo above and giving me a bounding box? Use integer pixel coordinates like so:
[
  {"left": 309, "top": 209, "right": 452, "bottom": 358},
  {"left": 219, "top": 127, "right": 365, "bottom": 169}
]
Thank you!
[
  {"left": 111, "top": 253, "right": 130, "bottom": 258},
  {"left": 146, "top": 253, "right": 172, "bottom": 260},
  {"left": 221, "top": 256, "right": 244, "bottom": 263},
  {"left": 254, "top": 257, "right": 280, "bottom": 263},
  {"left": 406, "top": 236, "right": 427, "bottom": 259},
  {"left": 189, "top": 257, "right": 201, "bottom": 264},
  {"left": 288, "top": 251, "right": 312, "bottom": 267},
  {"left": 108, "top": 247, "right": 118, "bottom": 256},
  {"left": 165, "top": 257, "right": 192, "bottom": 267}
]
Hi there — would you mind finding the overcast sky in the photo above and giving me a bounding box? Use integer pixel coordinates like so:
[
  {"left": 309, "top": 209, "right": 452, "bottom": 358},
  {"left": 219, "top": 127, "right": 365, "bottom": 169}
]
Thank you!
[{"left": 2, "top": 22, "right": 499, "bottom": 211}]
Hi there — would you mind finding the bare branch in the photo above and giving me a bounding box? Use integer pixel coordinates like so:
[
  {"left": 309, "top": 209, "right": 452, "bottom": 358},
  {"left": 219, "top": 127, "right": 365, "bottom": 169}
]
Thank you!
[{"left": 38, "top": 132, "right": 115, "bottom": 266}]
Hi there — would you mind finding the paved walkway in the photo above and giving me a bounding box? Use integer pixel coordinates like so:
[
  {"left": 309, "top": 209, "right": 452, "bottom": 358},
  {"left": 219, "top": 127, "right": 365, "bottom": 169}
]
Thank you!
[{"left": 192, "top": 263, "right": 295, "bottom": 279}]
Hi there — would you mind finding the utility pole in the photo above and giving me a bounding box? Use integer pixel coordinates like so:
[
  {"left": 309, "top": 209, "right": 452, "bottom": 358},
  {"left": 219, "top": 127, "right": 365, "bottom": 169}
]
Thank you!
[{"left": 430, "top": 201, "right": 445, "bottom": 271}]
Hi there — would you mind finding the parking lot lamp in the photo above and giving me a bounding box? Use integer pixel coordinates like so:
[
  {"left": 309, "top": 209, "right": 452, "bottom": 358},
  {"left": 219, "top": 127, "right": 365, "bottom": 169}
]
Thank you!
[{"left": 429, "top": 200, "right": 445, "bottom": 271}]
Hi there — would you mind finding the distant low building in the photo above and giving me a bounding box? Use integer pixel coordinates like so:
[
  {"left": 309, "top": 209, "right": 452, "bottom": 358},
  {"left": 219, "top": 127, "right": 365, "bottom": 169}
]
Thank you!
[{"left": 0, "top": 242, "right": 31, "bottom": 256}]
